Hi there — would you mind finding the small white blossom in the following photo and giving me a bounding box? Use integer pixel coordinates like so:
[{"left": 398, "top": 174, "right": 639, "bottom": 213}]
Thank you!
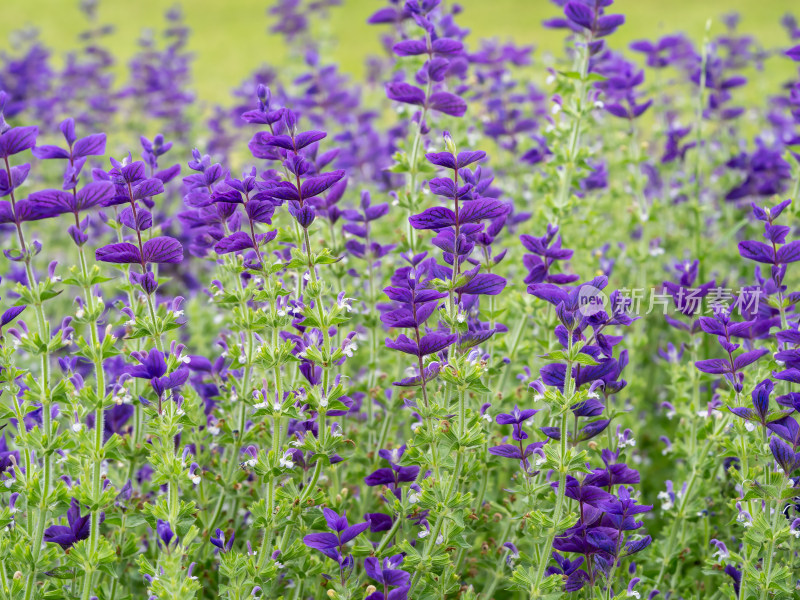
[
  {"left": 279, "top": 452, "right": 294, "bottom": 469},
  {"left": 657, "top": 491, "right": 674, "bottom": 511},
  {"left": 337, "top": 296, "right": 354, "bottom": 312}
]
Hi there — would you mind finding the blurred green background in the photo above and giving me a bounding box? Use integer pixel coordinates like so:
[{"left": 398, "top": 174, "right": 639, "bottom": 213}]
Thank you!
[{"left": 2, "top": 0, "right": 798, "bottom": 104}]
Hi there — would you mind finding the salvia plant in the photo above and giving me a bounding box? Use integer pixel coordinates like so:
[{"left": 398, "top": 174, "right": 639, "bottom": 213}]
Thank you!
[{"left": 3, "top": 0, "right": 800, "bottom": 599}]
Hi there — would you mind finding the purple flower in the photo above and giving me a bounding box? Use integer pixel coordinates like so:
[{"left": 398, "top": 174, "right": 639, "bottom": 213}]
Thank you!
[
  {"left": 365, "top": 445, "right": 420, "bottom": 490},
  {"left": 156, "top": 520, "right": 177, "bottom": 550},
  {"left": 385, "top": 332, "right": 456, "bottom": 357},
  {"left": 302, "top": 508, "right": 369, "bottom": 560},
  {"left": 364, "top": 554, "right": 410, "bottom": 600},
  {"left": 770, "top": 436, "right": 800, "bottom": 475},
  {"left": 43, "top": 498, "right": 93, "bottom": 550},
  {"left": 495, "top": 405, "right": 539, "bottom": 441},
  {"left": 128, "top": 349, "right": 189, "bottom": 398},
  {"left": 95, "top": 236, "right": 183, "bottom": 266},
  {"left": 210, "top": 528, "right": 235, "bottom": 553},
  {"left": 728, "top": 379, "right": 791, "bottom": 427}
]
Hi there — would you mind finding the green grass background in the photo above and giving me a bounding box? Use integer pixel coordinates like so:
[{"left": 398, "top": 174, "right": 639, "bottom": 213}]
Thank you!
[{"left": 2, "top": 0, "right": 798, "bottom": 104}]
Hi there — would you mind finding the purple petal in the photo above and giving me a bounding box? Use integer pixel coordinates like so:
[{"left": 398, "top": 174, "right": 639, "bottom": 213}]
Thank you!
[
  {"left": 73, "top": 134, "right": 107, "bottom": 158},
  {"left": 427, "top": 92, "right": 467, "bottom": 117},
  {"left": 142, "top": 237, "right": 183, "bottom": 264},
  {"left": 386, "top": 82, "right": 426, "bottom": 106},
  {"left": 95, "top": 242, "right": 141, "bottom": 264}
]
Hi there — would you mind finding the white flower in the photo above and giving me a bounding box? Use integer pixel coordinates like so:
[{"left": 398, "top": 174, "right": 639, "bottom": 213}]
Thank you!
[
  {"left": 279, "top": 452, "right": 294, "bottom": 469},
  {"left": 76, "top": 309, "right": 85, "bottom": 319},
  {"left": 337, "top": 296, "right": 354, "bottom": 312},
  {"left": 191, "top": 474, "right": 201, "bottom": 485},
  {"left": 71, "top": 423, "right": 83, "bottom": 433},
  {"left": 627, "top": 591, "right": 640, "bottom": 599},
  {"left": 408, "top": 490, "right": 421, "bottom": 504},
  {"left": 657, "top": 491, "right": 673, "bottom": 511},
  {"left": 417, "top": 529, "right": 429, "bottom": 539},
  {"left": 436, "top": 534, "right": 444, "bottom": 545},
  {"left": 343, "top": 341, "right": 358, "bottom": 358},
  {"left": 551, "top": 103, "right": 561, "bottom": 115},
  {"left": 208, "top": 425, "right": 220, "bottom": 435}
]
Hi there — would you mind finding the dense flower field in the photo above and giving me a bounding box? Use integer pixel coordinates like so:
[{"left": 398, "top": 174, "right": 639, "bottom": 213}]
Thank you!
[{"left": 2, "top": 0, "right": 800, "bottom": 598}]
